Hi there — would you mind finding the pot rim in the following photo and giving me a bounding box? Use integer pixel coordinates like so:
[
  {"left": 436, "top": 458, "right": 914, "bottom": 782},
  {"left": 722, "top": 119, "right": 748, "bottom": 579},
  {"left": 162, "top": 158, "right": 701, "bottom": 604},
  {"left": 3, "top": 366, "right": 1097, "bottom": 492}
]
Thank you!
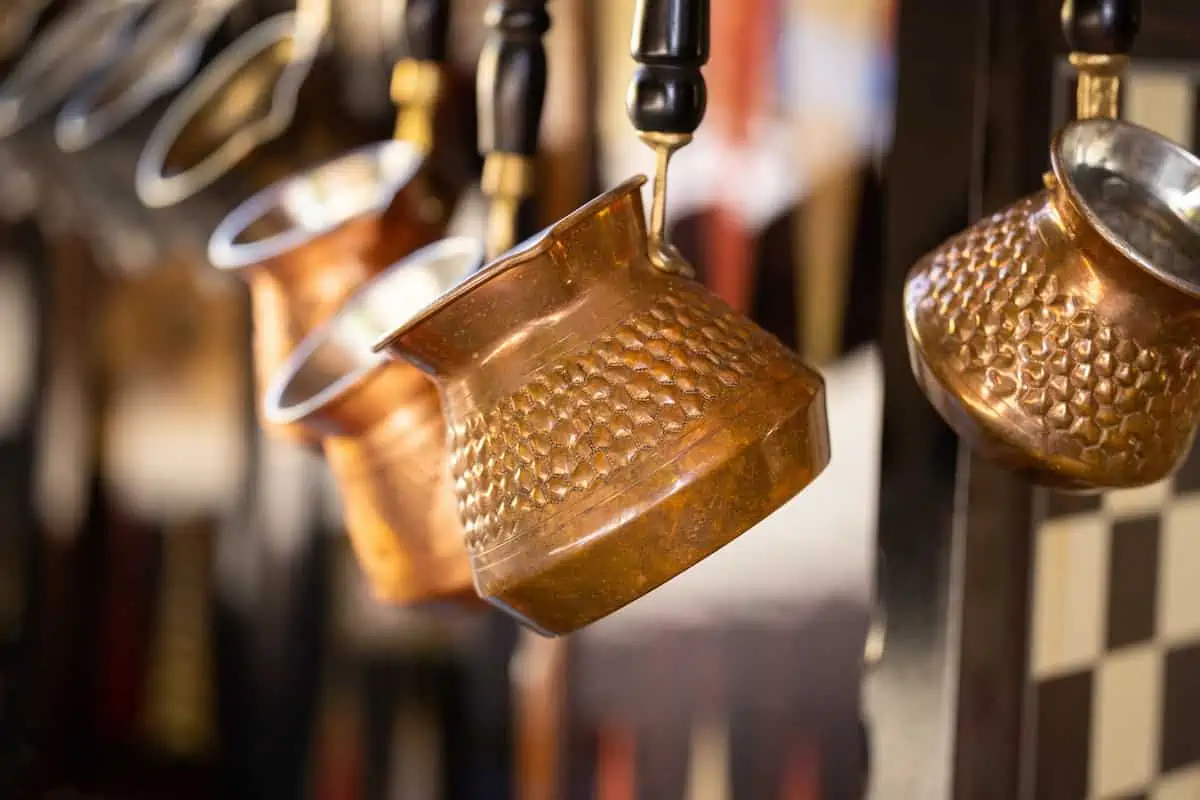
[
  {"left": 373, "top": 174, "right": 650, "bottom": 355},
  {"left": 55, "top": 0, "right": 239, "bottom": 153},
  {"left": 263, "top": 235, "right": 485, "bottom": 429},
  {"left": 207, "top": 138, "right": 426, "bottom": 271},
  {"left": 1051, "top": 116, "right": 1200, "bottom": 300},
  {"left": 134, "top": 11, "right": 321, "bottom": 209}
]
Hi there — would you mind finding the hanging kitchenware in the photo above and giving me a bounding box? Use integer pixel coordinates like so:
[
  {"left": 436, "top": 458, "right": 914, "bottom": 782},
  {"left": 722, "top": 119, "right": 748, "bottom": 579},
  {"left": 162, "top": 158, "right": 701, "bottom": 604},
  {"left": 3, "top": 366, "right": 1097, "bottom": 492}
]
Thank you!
[
  {"left": 374, "top": 0, "right": 831, "bottom": 636},
  {"left": 207, "top": 0, "right": 459, "bottom": 446},
  {"left": 256, "top": 0, "right": 554, "bottom": 607},
  {"left": 55, "top": 0, "right": 244, "bottom": 152},
  {"left": 206, "top": 139, "right": 454, "bottom": 446},
  {"left": 0, "top": 0, "right": 147, "bottom": 140},
  {"left": 264, "top": 236, "right": 483, "bottom": 605},
  {"left": 134, "top": 2, "right": 336, "bottom": 208},
  {"left": 903, "top": 0, "right": 1200, "bottom": 491}
]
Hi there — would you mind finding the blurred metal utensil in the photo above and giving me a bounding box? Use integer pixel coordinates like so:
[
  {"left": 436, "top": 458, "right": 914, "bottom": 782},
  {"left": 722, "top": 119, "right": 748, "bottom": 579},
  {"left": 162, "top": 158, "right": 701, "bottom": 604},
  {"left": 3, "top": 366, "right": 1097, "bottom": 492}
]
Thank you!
[
  {"left": 135, "top": 10, "right": 326, "bottom": 208},
  {"left": 0, "top": 0, "right": 147, "bottom": 140},
  {"left": 55, "top": 0, "right": 244, "bottom": 152}
]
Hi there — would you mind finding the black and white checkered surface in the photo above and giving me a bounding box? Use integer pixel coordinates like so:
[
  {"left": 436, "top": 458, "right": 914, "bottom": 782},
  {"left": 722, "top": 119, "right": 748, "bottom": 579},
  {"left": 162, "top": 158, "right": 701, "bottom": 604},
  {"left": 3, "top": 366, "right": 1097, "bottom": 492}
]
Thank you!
[{"left": 1031, "top": 450, "right": 1200, "bottom": 799}]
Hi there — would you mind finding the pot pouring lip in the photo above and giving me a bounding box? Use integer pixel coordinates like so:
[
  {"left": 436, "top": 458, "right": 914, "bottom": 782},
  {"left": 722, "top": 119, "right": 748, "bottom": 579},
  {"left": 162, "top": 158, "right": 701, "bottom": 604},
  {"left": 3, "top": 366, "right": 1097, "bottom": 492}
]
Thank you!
[
  {"left": 263, "top": 236, "right": 485, "bottom": 429},
  {"left": 372, "top": 174, "right": 650, "bottom": 355},
  {"left": 1052, "top": 117, "right": 1200, "bottom": 300},
  {"left": 207, "top": 138, "right": 427, "bottom": 271}
]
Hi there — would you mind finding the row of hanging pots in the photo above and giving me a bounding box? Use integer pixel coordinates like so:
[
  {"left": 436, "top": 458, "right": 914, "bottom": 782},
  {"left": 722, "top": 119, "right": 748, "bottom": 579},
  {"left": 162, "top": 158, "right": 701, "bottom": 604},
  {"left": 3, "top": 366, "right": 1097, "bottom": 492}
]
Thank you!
[
  {"left": 211, "top": 0, "right": 832, "bottom": 636},
  {"left": 13, "top": 0, "right": 1200, "bottom": 642},
  {"left": 242, "top": 0, "right": 1200, "bottom": 638}
]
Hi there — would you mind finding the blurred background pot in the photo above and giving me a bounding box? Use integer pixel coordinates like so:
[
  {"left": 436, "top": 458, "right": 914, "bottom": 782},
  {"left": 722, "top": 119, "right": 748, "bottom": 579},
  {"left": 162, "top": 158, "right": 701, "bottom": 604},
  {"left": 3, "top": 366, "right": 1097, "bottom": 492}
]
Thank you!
[
  {"left": 265, "top": 237, "right": 483, "bottom": 606},
  {"left": 208, "top": 138, "right": 454, "bottom": 445}
]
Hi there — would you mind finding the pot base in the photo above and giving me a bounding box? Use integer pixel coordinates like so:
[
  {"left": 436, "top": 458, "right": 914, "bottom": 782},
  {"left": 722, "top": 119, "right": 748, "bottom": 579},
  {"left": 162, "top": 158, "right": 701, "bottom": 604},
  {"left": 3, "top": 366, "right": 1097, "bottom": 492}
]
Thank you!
[{"left": 471, "top": 369, "right": 830, "bottom": 636}]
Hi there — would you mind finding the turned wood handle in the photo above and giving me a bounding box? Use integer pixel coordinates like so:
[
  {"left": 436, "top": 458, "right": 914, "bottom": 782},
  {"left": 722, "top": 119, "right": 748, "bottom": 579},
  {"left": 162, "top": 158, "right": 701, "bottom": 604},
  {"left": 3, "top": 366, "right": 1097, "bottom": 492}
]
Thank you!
[
  {"left": 477, "top": 1, "right": 551, "bottom": 157},
  {"left": 626, "top": 0, "right": 710, "bottom": 135},
  {"left": 1061, "top": 0, "right": 1141, "bottom": 55},
  {"left": 402, "top": 0, "right": 452, "bottom": 63}
]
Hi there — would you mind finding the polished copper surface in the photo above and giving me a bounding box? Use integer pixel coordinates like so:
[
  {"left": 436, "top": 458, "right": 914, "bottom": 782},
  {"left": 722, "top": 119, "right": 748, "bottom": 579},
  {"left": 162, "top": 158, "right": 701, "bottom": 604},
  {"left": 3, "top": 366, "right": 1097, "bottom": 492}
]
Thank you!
[
  {"left": 905, "top": 118, "right": 1200, "bottom": 490},
  {"left": 208, "top": 139, "right": 453, "bottom": 445},
  {"left": 376, "top": 177, "right": 831, "bottom": 635},
  {"left": 264, "top": 238, "right": 483, "bottom": 606}
]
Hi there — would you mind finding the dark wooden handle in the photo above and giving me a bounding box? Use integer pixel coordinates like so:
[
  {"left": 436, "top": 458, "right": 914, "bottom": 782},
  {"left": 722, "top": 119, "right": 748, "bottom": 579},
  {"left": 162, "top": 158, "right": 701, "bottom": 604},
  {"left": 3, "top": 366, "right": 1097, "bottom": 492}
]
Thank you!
[
  {"left": 476, "top": 1, "right": 551, "bottom": 157},
  {"left": 1061, "top": 0, "right": 1141, "bottom": 55},
  {"left": 402, "top": 0, "right": 452, "bottom": 63},
  {"left": 626, "top": 0, "right": 710, "bottom": 135}
]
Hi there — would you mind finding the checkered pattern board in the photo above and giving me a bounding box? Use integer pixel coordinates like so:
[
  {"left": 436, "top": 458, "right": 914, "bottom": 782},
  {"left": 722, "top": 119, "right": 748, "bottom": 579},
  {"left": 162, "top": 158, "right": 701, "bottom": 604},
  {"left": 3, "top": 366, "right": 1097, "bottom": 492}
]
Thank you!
[{"left": 1029, "top": 447, "right": 1200, "bottom": 800}]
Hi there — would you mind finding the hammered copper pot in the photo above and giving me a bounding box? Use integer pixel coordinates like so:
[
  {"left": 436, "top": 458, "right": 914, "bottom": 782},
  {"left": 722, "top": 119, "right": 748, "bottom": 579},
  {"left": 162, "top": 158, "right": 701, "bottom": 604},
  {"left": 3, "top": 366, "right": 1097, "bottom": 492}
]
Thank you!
[
  {"left": 905, "top": 117, "right": 1200, "bottom": 491},
  {"left": 208, "top": 138, "right": 452, "bottom": 444},
  {"left": 264, "top": 237, "right": 483, "bottom": 606},
  {"left": 375, "top": 177, "right": 831, "bottom": 636}
]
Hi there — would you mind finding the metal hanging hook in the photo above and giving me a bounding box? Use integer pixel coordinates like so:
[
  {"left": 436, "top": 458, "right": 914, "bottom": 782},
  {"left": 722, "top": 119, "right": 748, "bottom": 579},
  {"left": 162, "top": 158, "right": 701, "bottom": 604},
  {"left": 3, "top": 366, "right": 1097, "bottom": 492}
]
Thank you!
[{"left": 626, "top": 0, "right": 710, "bottom": 278}]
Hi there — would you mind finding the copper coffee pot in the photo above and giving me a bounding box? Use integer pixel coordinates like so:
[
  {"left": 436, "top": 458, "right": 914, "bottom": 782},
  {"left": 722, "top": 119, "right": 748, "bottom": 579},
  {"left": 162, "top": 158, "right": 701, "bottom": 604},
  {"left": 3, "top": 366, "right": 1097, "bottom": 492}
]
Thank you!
[
  {"left": 207, "top": 138, "right": 453, "bottom": 444},
  {"left": 374, "top": 0, "right": 831, "bottom": 636},
  {"left": 904, "top": 0, "right": 1200, "bottom": 491},
  {"left": 0, "top": 0, "right": 146, "bottom": 140},
  {"left": 134, "top": 4, "right": 333, "bottom": 208},
  {"left": 263, "top": 237, "right": 483, "bottom": 605},
  {"left": 55, "top": 0, "right": 243, "bottom": 152},
  {"left": 206, "top": 0, "right": 458, "bottom": 445},
  {"left": 253, "top": 0, "right": 550, "bottom": 606}
]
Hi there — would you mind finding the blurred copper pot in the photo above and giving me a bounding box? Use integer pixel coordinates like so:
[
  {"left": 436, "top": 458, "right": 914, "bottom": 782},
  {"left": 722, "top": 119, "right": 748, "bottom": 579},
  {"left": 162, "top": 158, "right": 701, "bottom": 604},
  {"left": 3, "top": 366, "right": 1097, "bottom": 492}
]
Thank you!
[
  {"left": 208, "top": 138, "right": 454, "bottom": 445},
  {"left": 0, "top": 0, "right": 145, "bottom": 139},
  {"left": 375, "top": 178, "right": 831, "bottom": 635},
  {"left": 904, "top": 118, "right": 1200, "bottom": 490},
  {"left": 135, "top": 10, "right": 332, "bottom": 208},
  {"left": 55, "top": 0, "right": 243, "bottom": 152},
  {"left": 264, "top": 237, "right": 483, "bottom": 606}
]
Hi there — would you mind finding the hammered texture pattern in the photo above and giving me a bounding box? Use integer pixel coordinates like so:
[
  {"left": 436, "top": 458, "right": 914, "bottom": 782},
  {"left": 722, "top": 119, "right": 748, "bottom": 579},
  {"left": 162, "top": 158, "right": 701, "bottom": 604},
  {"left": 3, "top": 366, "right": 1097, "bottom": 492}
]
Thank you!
[
  {"left": 450, "top": 282, "right": 802, "bottom": 553},
  {"left": 910, "top": 192, "right": 1200, "bottom": 482}
]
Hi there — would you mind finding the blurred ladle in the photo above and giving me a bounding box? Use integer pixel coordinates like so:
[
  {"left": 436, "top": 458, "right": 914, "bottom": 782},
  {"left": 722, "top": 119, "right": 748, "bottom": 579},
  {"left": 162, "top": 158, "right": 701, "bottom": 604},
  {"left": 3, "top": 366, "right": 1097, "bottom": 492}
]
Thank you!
[
  {"left": 135, "top": 10, "right": 327, "bottom": 208},
  {"left": 56, "top": 0, "right": 244, "bottom": 153},
  {"left": 0, "top": 0, "right": 147, "bottom": 140}
]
